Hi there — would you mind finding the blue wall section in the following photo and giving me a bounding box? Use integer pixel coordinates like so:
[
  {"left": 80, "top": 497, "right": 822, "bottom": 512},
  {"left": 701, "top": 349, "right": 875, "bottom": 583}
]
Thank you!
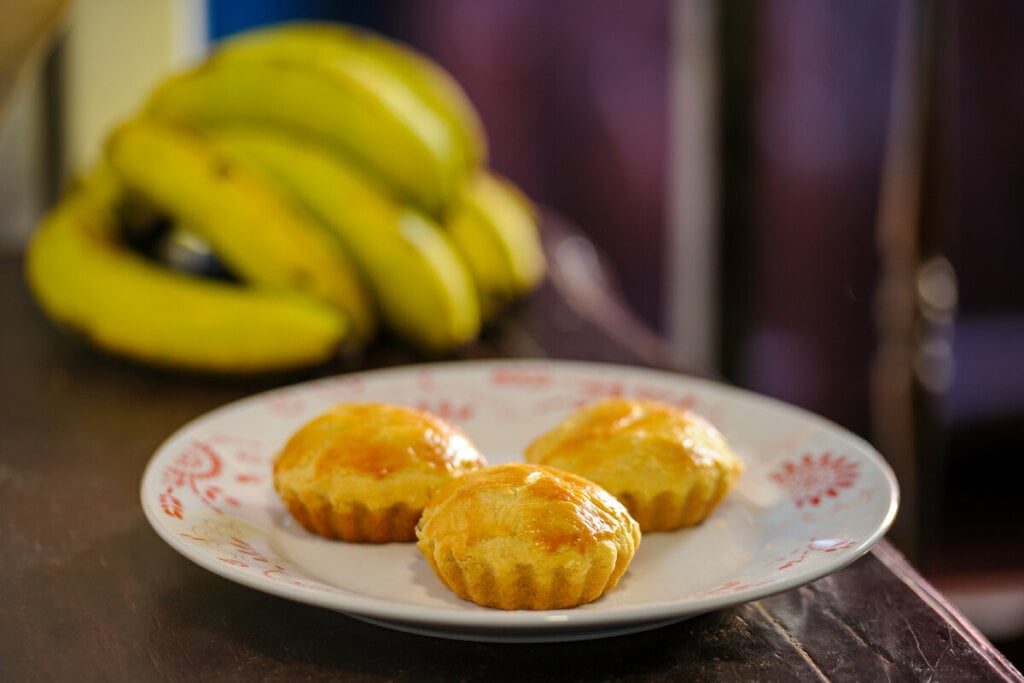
[{"left": 206, "top": 0, "right": 396, "bottom": 40}]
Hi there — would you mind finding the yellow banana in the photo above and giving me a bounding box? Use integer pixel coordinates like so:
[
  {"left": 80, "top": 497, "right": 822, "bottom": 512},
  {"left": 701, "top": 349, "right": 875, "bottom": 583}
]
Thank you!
[
  {"left": 336, "top": 24, "right": 488, "bottom": 171},
  {"left": 104, "top": 117, "right": 376, "bottom": 344},
  {"left": 25, "top": 170, "right": 350, "bottom": 373},
  {"left": 211, "top": 21, "right": 488, "bottom": 174},
  {"left": 207, "top": 126, "right": 480, "bottom": 353},
  {"left": 443, "top": 171, "right": 547, "bottom": 322},
  {"left": 143, "top": 23, "right": 470, "bottom": 212}
]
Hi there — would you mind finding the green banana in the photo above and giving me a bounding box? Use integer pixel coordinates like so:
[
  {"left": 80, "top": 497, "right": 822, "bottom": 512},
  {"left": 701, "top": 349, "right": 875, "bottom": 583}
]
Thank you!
[
  {"left": 207, "top": 126, "right": 480, "bottom": 353},
  {"left": 443, "top": 171, "right": 547, "bottom": 322},
  {"left": 143, "top": 23, "right": 472, "bottom": 212},
  {"left": 104, "top": 117, "right": 376, "bottom": 344},
  {"left": 25, "top": 170, "right": 350, "bottom": 373}
]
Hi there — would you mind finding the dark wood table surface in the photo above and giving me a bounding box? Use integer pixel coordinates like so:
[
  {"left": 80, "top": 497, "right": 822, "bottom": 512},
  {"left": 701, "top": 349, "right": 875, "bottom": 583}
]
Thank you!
[{"left": 2, "top": 219, "right": 1022, "bottom": 681}]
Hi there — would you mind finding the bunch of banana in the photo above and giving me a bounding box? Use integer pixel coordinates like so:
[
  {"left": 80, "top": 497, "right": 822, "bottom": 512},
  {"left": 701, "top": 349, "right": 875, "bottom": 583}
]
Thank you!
[
  {"left": 25, "top": 167, "right": 349, "bottom": 373},
  {"left": 25, "top": 21, "right": 546, "bottom": 373},
  {"left": 144, "top": 21, "right": 486, "bottom": 213}
]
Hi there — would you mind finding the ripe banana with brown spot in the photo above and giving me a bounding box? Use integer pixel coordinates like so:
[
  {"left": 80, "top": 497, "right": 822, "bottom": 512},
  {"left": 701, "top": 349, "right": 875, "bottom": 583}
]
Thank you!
[
  {"left": 104, "top": 116, "right": 376, "bottom": 345},
  {"left": 25, "top": 169, "right": 350, "bottom": 374}
]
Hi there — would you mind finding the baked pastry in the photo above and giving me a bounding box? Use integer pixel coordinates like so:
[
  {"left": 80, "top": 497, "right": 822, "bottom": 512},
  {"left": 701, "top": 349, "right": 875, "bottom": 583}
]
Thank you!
[
  {"left": 273, "top": 402, "right": 487, "bottom": 542},
  {"left": 415, "top": 462, "right": 641, "bottom": 610},
  {"left": 524, "top": 397, "right": 742, "bottom": 532}
]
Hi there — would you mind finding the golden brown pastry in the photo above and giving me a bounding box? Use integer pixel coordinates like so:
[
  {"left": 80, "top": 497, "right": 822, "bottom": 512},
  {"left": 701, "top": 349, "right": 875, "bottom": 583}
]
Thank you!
[
  {"left": 524, "top": 397, "right": 742, "bottom": 532},
  {"left": 273, "top": 402, "right": 487, "bottom": 543},
  {"left": 415, "top": 462, "right": 641, "bottom": 610}
]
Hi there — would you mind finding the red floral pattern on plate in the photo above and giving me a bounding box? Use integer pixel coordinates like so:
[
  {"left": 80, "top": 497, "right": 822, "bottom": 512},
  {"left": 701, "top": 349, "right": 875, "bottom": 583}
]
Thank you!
[
  {"left": 159, "top": 435, "right": 267, "bottom": 518},
  {"left": 414, "top": 398, "right": 473, "bottom": 422},
  {"left": 262, "top": 388, "right": 308, "bottom": 417},
  {"left": 692, "top": 578, "right": 773, "bottom": 598},
  {"left": 180, "top": 517, "right": 275, "bottom": 567},
  {"left": 572, "top": 377, "right": 699, "bottom": 409},
  {"left": 179, "top": 517, "right": 322, "bottom": 589},
  {"left": 772, "top": 537, "right": 859, "bottom": 571},
  {"left": 491, "top": 366, "right": 553, "bottom": 387},
  {"left": 769, "top": 451, "right": 860, "bottom": 509}
]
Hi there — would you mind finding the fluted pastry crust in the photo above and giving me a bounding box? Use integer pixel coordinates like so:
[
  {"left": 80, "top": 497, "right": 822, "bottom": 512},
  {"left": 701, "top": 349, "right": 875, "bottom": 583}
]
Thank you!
[
  {"left": 416, "top": 462, "right": 641, "bottom": 610},
  {"left": 273, "top": 402, "right": 487, "bottom": 542},
  {"left": 524, "top": 398, "right": 742, "bottom": 531}
]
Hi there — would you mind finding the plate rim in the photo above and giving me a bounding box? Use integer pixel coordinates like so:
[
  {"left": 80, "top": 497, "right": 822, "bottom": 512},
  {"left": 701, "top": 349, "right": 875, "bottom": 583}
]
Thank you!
[{"left": 140, "top": 358, "right": 900, "bottom": 640}]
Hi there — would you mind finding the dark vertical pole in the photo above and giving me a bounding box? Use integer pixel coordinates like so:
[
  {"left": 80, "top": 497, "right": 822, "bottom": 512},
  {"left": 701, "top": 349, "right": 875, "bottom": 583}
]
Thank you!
[
  {"left": 871, "top": 0, "right": 958, "bottom": 566},
  {"left": 716, "top": 1, "right": 759, "bottom": 383},
  {"left": 41, "top": 32, "right": 66, "bottom": 207}
]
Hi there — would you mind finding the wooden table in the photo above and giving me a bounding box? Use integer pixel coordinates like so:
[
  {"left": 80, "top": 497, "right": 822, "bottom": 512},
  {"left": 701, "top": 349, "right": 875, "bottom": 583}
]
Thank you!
[{"left": 2, "top": 219, "right": 1021, "bottom": 681}]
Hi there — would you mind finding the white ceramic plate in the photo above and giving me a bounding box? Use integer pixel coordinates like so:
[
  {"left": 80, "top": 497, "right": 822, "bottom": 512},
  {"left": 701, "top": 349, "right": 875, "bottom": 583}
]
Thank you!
[{"left": 141, "top": 359, "right": 898, "bottom": 642}]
